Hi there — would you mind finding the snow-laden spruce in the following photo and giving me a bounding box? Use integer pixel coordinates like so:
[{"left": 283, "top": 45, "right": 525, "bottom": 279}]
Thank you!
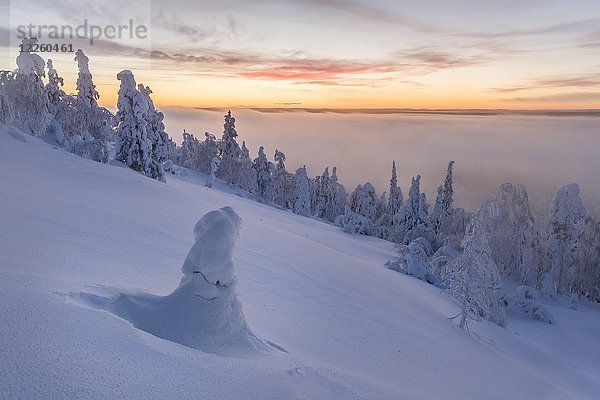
[
  {"left": 114, "top": 70, "right": 165, "bottom": 181},
  {"left": 431, "top": 160, "right": 455, "bottom": 236},
  {"left": 206, "top": 155, "right": 221, "bottom": 188},
  {"left": 238, "top": 141, "right": 258, "bottom": 193},
  {"left": 45, "top": 59, "right": 64, "bottom": 116},
  {"left": 293, "top": 165, "right": 311, "bottom": 216},
  {"left": 442, "top": 200, "right": 507, "bottom": 329},
  {"left": 349, "top": 183, "right": 378, "bottom": 223},
  {"left": 388, "top": 161, "right": 403, "bottom": 217},
  {"left": 337, "top": 205, "right": 373, "bottom": 235},
  {"left": 310, "top": 167, "right": 347, "bottom": 222},
  {"left": 327, "top": 167, "right": 347, "bottom": 222},
  {"left": 573, "top": 214, "right": 600, "bottom": 301},
  {"left": 52, "top": 49, "right": 111, "bottom": 163},
  {"left": 74, "top": 49, "right": 99, "bottom": 109},
  {"left": 77, "top": 207, "right": 281, "bottom": 356},
  {"left": 487, "top": 183, "right": 544, "bottom": 286},
  {"left": 176, "top": 130, "right": 200, "bottom": 170},
  {"left": 393, "top": 175, "right": 436, "bottom": 247},
  {"left": 311, "top": 168, "right": 329, "bottom": 219},
  {"left": 218, "top": 111, "right": 241, "bottom": 185},
  {"left": 272, "top": 149, "right": 293, "bottom": 208},
  {"left": 0, "top": 88, "right": 10, "bottom": 124},
  {"left": 5, "top": 38, "right": 49, "bottom": 136},
  {"left": 253, "top": 146, "right": 273, "bottom": 202},
  {"left": 546, "top": 183, "right": 600, "bottom": 299},
  {"left": 138, "top": 84, "right": 175, "bottom": 165}
]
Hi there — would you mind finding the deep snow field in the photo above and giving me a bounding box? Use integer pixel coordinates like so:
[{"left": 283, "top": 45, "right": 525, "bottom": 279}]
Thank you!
[{"left": 1, "top": 124, "right": 599, "bottom": 399}]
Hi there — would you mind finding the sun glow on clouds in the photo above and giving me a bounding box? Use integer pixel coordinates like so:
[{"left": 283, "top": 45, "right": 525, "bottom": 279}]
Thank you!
[{"left": 4, "top": 0, "right": 600, "bottom": 109}]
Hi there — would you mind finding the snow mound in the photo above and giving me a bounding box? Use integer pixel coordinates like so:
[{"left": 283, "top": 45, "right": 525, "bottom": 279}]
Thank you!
[
  {"left": 75, "top": 207, "right": 283, "bottom": 357},
  {"left": 181, "top": 206, "right": 240, "bottom": 285}
]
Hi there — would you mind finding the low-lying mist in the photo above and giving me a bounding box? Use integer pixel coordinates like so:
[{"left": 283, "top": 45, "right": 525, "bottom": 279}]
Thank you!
[{"left": 163, "top": 107, "right": 600, "bottom": 217}]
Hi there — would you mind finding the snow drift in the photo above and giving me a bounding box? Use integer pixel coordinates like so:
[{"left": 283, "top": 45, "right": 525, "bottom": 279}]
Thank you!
[{"left": 76, "top": 206, "right": 281, "bottom": 357}]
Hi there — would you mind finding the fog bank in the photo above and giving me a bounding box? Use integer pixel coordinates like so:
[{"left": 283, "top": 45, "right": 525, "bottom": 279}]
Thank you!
[{"left": 163, "top": 107, "right": 600, "bottom": 216}]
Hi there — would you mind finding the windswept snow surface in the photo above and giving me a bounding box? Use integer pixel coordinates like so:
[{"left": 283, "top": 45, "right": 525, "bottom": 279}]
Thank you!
[{"left": 1, "top": 125, "right": 599, "bottom": 399}]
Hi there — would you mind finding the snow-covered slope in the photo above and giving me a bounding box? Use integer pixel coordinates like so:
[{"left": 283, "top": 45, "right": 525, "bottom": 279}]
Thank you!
[{"left": 1, "top": 125, "right": 599, "bottom": 399}]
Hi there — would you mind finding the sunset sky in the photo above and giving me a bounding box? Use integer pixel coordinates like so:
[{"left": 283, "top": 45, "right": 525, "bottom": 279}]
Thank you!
[{"left": 2, "top": 0, "right": 600, "bottom": 109}]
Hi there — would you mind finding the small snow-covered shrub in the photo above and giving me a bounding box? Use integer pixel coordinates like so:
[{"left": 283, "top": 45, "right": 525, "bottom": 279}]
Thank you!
[
  {"left": 385, "top": 238, "right": 441, "bottom": 285},
  {"left": 162, "top": 160, "right": 187, "bottom": 176},
  {"left": 412, "top": 237, "right": 433, "bottom": 256},
  {"left": 506, "top": 286, "right": 553, "bottom": 324},
  {"left": 71, "top": 135, "right": 109, "bottom": 163},
  {"left": 373, "top": 213, "right": 392, "bottom": 240},
  {"left": 515, "top": 285, "right": 537, "bottom": 301},
  {"left": 337, "top": 206, "right": 372, "bottom": 235}
]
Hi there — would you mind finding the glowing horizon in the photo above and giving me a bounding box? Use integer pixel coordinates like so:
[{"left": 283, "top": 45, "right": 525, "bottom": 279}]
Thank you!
[{"left": 3, "top": 0, "right": 600, "bottom": 110}]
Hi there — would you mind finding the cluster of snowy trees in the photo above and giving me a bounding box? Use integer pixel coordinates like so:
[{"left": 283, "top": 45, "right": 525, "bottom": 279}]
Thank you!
[
  {"left": 0, "top": 39, "right": 114, "bottom": 163},
  {"left": 173, "top": 111, "right": 350, "bottom": 219},
  {"left": 0, "top": 39, "right": 175, "bottom": 180},
  {"left": 387, "top": 176, "right": 600, "bottom": 329}
]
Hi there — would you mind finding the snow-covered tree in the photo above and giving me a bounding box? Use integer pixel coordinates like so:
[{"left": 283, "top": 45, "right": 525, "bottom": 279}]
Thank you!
[
  {"left": 74, "top": 49, "right": 99, "bottom": 109},
  {"left": 312, "top": 168, "right": 329, "bottom": 219},
  {"left": 177, "top": 130, "right": 201, "bottom": 170},
  {"left": 272, "top": 149, "right": 293, "bottom": 208},
  {"left": 114, "top": 70, "right": 164, "bottom": 181},
  {"left": 324, "top": 167, "right": 347, "bottom": 222},
  {"left": 8, "top": 38, "right": 49, "bottom": 135},
  {"left": 373, "top": 190, "right": 391, "bottom": 239},
  {"left": 546, "top": 184, "right": 589, "bottom": 296},
  {"left": 393, "top": 175, "right": 436, "bottom": 246},
  {"left": 377, "top": 191, "right": 388, "bottom": 218},
  {"left": 45, "top": 59, "right": 64, "bottom": 116},
  {"left": 309, "top": 176, "right": 320, "bottom": 217},
  {"left": 349, "top": 183, "right": 379, "bottom": 223},
  {"left": 442, "top": 200, "right": 507, "bottom": 329},
  {"left": 487, "top": 183, "right": 544, "bottom": 286},
  {"left": 387, "top": 239, "right": 435, "bottom": 282},
  {"left": 431, "top": 161, "right": 455, "bottom": 235},
  {"left": 388, "top": 161, "right": 403, "bottom": 217},
  {"left": 138, "top": 84, "right": 174, "bottom": 164},
  {"left": 253, "top": 146, "right": 273, "bottom": 201},
  {"left": 238, "top": 141, "right": 258, "bottom": 193},
  {"left": 51, "top": 51, "right": 112, "bottom": 161},
  {"left": 292, "top": 165, "right": 311, "bottom": 216},
  {"left": 206, "top": 155, "right": 221, "bottom": 188},
  {"left": 373, "top": 213, "right": 393, "bottom": 240},
  {"left": 0, "top": 86, "right": 10, "bottom": 124},
  {"left": 217, "top": 110, "right": 241, "bottom": 184},
  {"left": 573, "top": 215, "right": 600, "bottom": 301},
  {"left": 198, "top": 132, "right": 220, "bottom": 174},
  {"left": 308, "top": 166, "right": 347, "bottom": 222},
  {"left": 0, "top": 70, "right": 12, "bottom": 124},
  {"left": 337, "top": 205, "right": 373, "bottom": 235}
]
